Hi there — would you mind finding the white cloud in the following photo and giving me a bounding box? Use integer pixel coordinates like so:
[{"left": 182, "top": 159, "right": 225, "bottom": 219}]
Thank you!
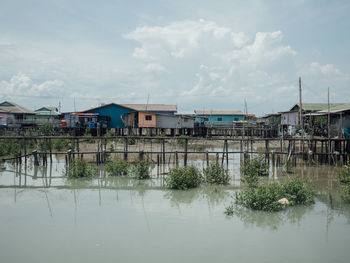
[
  {"left": 143, "top": 63, "right": 169, "bottom": 74},
  {"left": 310, "top": 62, "right": 342, "bottom": 75},
  {"left": 124, "top": 19, "right": 249, "bottom": 60},
  {"left": 125, "top": 20, "right": 297, "bottom": 105},
  {"left": 0, "top": 73, "right": 64, "bottom": 97}
]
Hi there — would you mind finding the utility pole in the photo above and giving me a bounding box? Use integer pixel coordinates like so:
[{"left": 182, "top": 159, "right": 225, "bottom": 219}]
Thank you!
[
  {"left": 299, "top": 77, "right": 303, "bottom": 135},
  {"left": 328, "top": 87, "right": 330, "bottom": 139}
]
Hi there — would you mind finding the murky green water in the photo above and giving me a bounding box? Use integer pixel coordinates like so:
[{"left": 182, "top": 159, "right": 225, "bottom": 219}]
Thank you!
[{"left": 1, "top": 156, "right": 350, "bottom": 263}]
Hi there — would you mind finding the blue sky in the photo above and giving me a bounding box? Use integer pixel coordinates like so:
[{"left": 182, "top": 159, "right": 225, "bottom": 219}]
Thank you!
[{"left": 0, "top": 0, "right": 349, "bottom": 115}]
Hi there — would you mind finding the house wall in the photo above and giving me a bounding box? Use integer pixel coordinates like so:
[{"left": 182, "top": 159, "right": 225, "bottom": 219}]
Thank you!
[
  {"left": 85, "top": 104, "right": 133, "bottom": 128},
  {"left": 195, "top": 114, "right": 244, "bottom": 125},
  {"left": 281, "top": 112, "right": 299, "bottom": 126},
  {"left": 156, "top": 115, "right": 194, "bottom": 128},
  {"left": 0, "top": 113, "right": 7, "bottom": 125},
  {"left": 138, "top": 112, "right": 156, "bottom": 128}
]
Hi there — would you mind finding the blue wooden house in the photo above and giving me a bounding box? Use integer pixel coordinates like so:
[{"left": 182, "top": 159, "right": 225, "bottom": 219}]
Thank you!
[
  {"left": 194, "top": 110, "right": 245, "bottom": 126},
  {"left": 81, "top": 103, "right": 177, "bottom": 128}
]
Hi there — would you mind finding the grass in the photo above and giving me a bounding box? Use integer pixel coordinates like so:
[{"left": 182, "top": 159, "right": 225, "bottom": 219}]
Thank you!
[
  {"left": 105, "top": 158, "right": 129, "bottom": 176},
  {"left": 203, "top": 163, "right": 229, "bottom": 185},
  {"left": 165, "top": 166, "right": 202, "bottom": 190},
  {"left": 65, "top": 159, "right": 98, "bottom": 178}
]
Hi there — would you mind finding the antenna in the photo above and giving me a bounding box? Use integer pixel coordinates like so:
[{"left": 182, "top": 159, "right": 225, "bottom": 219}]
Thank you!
[
  {"left": 58, "top": 101, "right": 61, "bottom": 113},
  {"left": 328, "top": 87, "right": 330, "bottom": 139},
  {"left": 146, "top": 93, "right": 150, "bottom": 111},
  {"left": 73, "top": 98, "right": 76, "bottom": 112}
]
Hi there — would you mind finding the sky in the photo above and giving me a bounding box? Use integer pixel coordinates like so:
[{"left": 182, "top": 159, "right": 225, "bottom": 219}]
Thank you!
[{"left": 0, "top": 0, "right": 349, "bottom": 115}]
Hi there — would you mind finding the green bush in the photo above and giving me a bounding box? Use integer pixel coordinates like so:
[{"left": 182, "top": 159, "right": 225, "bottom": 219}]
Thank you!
[
  {"left": 105, "top": 159, "right": 129, "bottom": 176},
  {"left": 52, "top": 139, "right": 71, "bottom": 151},
  {"left": 283, "top": 159, "right": 293, "bottom": 174},
  {"left": 0, "top": 140, "right": 20, "bottom": 157},
  {"left": 341, "top": 184, "right": 350, "bottom": 202},
  {"left": 65, "top": 159, "right": 98, "bottom": 178},
  {"left": 241, "top": 172, "right": 259, "bottom": 188},
  {"left": 40, "top": 125, "right": 55, "bottom": 135},
  {"left": 203, "top": 163, "right": 229, "bottom": 185},
  {"left": 240, "top": 155, "right": 269, "bottom": 188},
  {"left": 234, "top": 177, "right": 314, "bottom": 212},
  {"left": 129, "top": 160, "right": 152, "bottom": 179},
  {"left": 241, "top": 155, "right": 269, "bottom": 177},
  {"left": 165, "top": 166, "right": 202, "bottom": 190},
  {"left": 338, "top": 165, "right": 350, "bottom": 184}
]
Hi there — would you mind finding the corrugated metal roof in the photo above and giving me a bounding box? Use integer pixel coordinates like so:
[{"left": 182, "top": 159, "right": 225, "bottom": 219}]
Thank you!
[
  {"left": 195, "top": 110, "right": 244, "bottom": 115},
  {"left": 81, "top": 103, "right": 177, "bottom": 113},
  {"left": 121, "top": 104, "right": 177, "bottom": 112},
  {"left": 317, "top": 103, "right": 350, "bottom": 114},
  {"left": 289, "top": 103, "right": 343, "bottom": 112},
  {"left": 0, "top": 101, "right": 35, "bottom": 114}
]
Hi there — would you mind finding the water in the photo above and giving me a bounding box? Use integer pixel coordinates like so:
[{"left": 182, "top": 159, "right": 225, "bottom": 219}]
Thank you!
[{"left": 1, "top": 157, "right": 350, "bottom": 263}]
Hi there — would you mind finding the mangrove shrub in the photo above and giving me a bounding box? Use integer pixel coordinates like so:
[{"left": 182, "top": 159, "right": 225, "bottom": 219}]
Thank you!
[
  {"left": 241, "top": 155, "right": 269, "bottom": 177},
  {"left": 66, "top": 159, "right": 98, "bottom": 178},
  {"left": 105, "top": 159, "right": 129, "bottom": 176},
  {"left": 233, "top": 177, "right": 315, "bottom": 212},
  {"left": 338, "top": 165, "right": 350, "bottom": 184},
  {"left": 203, "top": 163, "right": 229, "bottom": 185},
  {"left": 129, "top": 160, "right": 152, "bottom": 179},
  {"left": 165, "top": 166, "right": 202, "bottom": 190}
]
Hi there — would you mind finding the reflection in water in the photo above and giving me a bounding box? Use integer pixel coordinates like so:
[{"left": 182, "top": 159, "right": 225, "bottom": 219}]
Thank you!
[{"left": 229, "top": 203, "right": 315, "bottom": 230}]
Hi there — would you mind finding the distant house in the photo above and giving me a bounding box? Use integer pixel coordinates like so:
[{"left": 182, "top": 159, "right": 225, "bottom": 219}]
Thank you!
[
  {"left": 262, "top": 113, "right": 281, "bottom": 127},
  {"left": 81, "top": 103, "right": 177, "bottom": 128},
  {"left": 0, "top": 101, "right": 36, "bottom": 127},
  {"left": 124, "top": 112, "right": 194, "bottom": 129},
  {"left": 194, "top": 110, "right": 245, "bottom": 127},
  {"left": 121, "top": 104, "right": 177, "bottom": 115},
  {"left": 63, "top": 112, "right": 102, "bottom": 128},
  {"left": 314, "top": 103, "right": 350, "bottom": 138},
  {"left": 34, "top": 107, "right": 61, "bottom": 126},
  {"left": 281, "top": 103, "right": 343, "bottom": 127}
]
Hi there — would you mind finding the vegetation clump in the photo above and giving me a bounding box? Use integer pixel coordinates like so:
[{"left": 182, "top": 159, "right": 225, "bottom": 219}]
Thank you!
[
  {"left": 203, "top": 163, "right": 229, "bottom": 185},
  {"left": 52, "top": 139, "right": 71, "bottom": 151},
  {"left": 338, "top": 165, "right": 350, "bottom": 184},
  {"left": 338, "top": 165, "right": 350, "bottom": 202},
  {"left": 105, "top": 158, "right": 129, "bottom": 176},
  {"left": 66, "top": 159, "right": 98, "bottom": 178},
  {"left": 233, "top": 177, "right": 315, "bottom": 212},
  {"left": 0, "top": 140, "right": 20, "bottom": 157},
  {"left": 341, "top": 184, "right": 350, "bottom": 203},
  {"left": 241, "top": 155, "right": 269, "bottom": 177},
  {"left": 129, "top": 160, "right": 152, "bottom": 179},
  {"left": 165, "top": 166, "right": 202, "bottom": 190}
]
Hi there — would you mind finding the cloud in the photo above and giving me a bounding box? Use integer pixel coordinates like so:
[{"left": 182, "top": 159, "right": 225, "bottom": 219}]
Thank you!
[
  {"left": 310, "top": 62, "right": 342, "bottom": 75},
  {"left": 143, "top": 63, "right": 169, "bottom": 74},
  {"left": 125, "top": 19, "right": 297, "bottom": 106},
  {"left": 124, "top": 19, "right": 249, "bottom": 60},
  {"left": 0, "top": 73, "right": 64, "bottom": 97}
]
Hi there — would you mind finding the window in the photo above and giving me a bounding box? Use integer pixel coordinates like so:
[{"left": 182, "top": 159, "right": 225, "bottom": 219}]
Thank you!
[
  {"left": 184, "top": 118, "right": 188, "bottom": 122},
  {"left": 145, "top": 115, "right": 152, "bottom": 121},
  {"left": 234, "top": 117, "right": 239, "bottom": 121},
  {"left": 217, "top": 117, "right": 222, "bottom": 121}
]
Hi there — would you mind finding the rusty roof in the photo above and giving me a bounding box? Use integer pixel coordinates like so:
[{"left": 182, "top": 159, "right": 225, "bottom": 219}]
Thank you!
[{"left": 0, "top": 101, "right": 35, "bottom": 114}]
